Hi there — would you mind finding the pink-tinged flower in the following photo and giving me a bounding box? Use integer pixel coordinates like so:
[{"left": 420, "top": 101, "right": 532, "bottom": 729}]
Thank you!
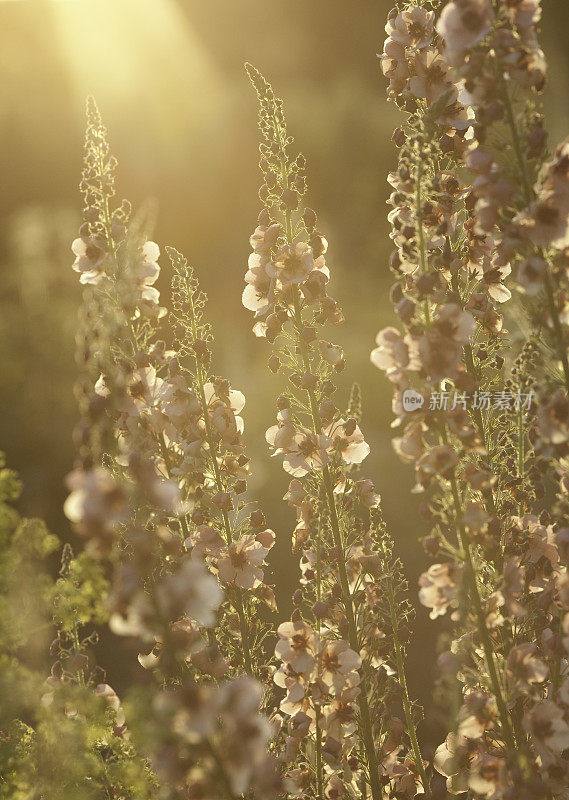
[
  {"left": 215, "top": 677, "right": 277, "bottom": 797},
  {"left": 188, "top": 525, "right": 226, "bottom": 560},
  {"left": 418, "top": 304, "right": 475, "bottom": 382},
  {"left": 267, "top": 242, "right": 318, "bottom": 286},
  {"left": 353, "top": 479, "right": 381, "bottom": 508},
  {"left": 437, "top": 0, "right": 494, "bottom": 63},
  {"left": 283, "top": 479, "right": 306, "bottom": 505},
  {"left": 409, "top": 48, "right": 457, "bottom": 105},
  {"left": 318, "top": 639, "right": 361, "bottom": 696},
  {"left": 274, "top": 665, "right": 311, "bottom": 717},
  {"left": 137, "top": 241, "right": 161, "bottom": 304},
  {"left": 458, "top": 691, "right": 496, "bottom": 739},
  {"left": 517, "top": 256, "right": 547, "bottom": 294},
  {"left": 71, "top": 235, "right": 107, "bottom": 284},
  {"left": 515, "top": 191, "right": 569, "bottom": 249},
  {"left": 204, "top": 381, "right": 246, "bottom": 446},
  {"left": 318, "top": 340, "right": 345, "bottom": 369},
  {"left": 506, "top": 643, "right": 548, "bottom": 694},
  {"left": 381, "top": 37, "right": 411, "bottom": 96},
  {"left": 325, "top": 418, "right": 370, "bottom": 465},
  {"left": 419, "top": 562, "right": 460, "bottom": 619},
  {"left": 284, "top": 767, "right": 313, "bottom": 797},
  {"left": 155, "top": 560, "right": 223, "bottom": 628},
  {"left": 519, "top": 515, "right": 560, "bottom": 565},
  {"left": 266, "top": 410, "right": 332, "bottom": 476},
  {"left": 434, "top": 733, "right": 473, "bottom": 794},
  {"left": 393, "top": 421, "right": 424, "bottom": 464},
  {"left": 242, "top": 223, "right": 281, "bottom": 316},
  {"left": 473, "top": 255, "right": 512, "bottom": 303},
  {"left": 432, "top": 302, "right": 476, "bottom": 343},
  {"left": 250, "top": 222, "right": 282, "bottom": 256},
  {"left": 464, "top": 293, "right": 504, "bottom": 334},
  {"left": 123, "top": 366, "right": 167, "bottom": 416},
  {"left": 414, "top": 444, "right": 459, "bottom": 491},
  {"left": 385, "top": 6, "right": 435, "bottom": 50},
  {"left": 468, "top": 753, "right": 508, "bottom": 799},
  {"left": 537, "top": 388, "right": 569, "bottom": 446},
  {"left": 524, "top": 700, "right": 569, "bottom": 766},
  {"left": 95, "top": 683, "right": 126, "bottom": 727},
  {"left": 204, "top": 381, "right": 246, "bottom": 415},
  {"left": 371, "top": 327, "right": 420, "bottom": 382},
  {"left": 64, "top": 468, "right": 128, "bottom": 532},
  {"left": 275, "top": 620, "right": 317, "bottom": 675},
  {"left": 217, "top": 530, "right": 274, "bottom": 589}
]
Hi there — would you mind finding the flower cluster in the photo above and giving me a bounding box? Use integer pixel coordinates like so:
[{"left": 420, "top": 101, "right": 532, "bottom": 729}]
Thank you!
[
  {"left": 62, "top": 99, "right": 280, "bottom": 799},
  {"left": 244, "top": 64, "right": 428, "bottom": 800},
  {"left": 373, "top": 2, "right": 569, "bottom": 797}
]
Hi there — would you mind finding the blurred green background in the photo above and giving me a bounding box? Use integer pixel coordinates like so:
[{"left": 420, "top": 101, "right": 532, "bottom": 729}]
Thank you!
[{"left": 2, "top": 0, "right": 569, "bottom": 750}]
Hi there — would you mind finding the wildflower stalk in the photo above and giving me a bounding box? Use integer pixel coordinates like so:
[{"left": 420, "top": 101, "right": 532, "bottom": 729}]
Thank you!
[
  {"left": 501, "top": 81, "right": 569, "bottom": 394},
  {"left": 449, "top": 467, "right": 516, "bottom": 750},
  {"left": 170, "top": 248, "right": 256, "bottom": 677},
  {"left": 386, "top": 590, "right": 429, "bottom": 792},
  {"left": 415, "top": 155, "right": 431, "bottom": 325},
  {"left": 290, "top": 286, "right": 382, "bottom": 800},
  {"left": 436, "top": 415, "right": 517, "bottom": 751}
]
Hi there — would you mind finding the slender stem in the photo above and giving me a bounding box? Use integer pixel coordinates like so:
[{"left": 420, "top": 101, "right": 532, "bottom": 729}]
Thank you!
[
  {"left": 315, "top": 704, "right": 324, "bottom": 800},
  {"left": 290, "top": 287, "right": 381, "bottom": 800},
  {"left": 543, "top": 269, "right": 569, "bottom": 393},
  {"left": 501, "top": 81, "right": 569, "bottom": 394},
  {"left": 158, "top": 432, "right": 191, "bottom": 541},
  {"left": 205, "top": 739, "right": 240, "bottom": 800},
  {"left": 446, "top": 464, "right": 517, "bottom": 751},
  {"left": 197, "top": 381, "right": 254, "bottom": 676},
  {"left": 315, "top": 519, "right": 324, "bottom": 800},
  {"left": 387, "top": 593, "right": 429, "bottom": 793},
  {"left": 415, "top": 155, "right": 431, "bottom": 326},
  {"left": 186, "top": 295, "right": 254, "bottom": 676},
  {"left": 463, "top": 337, "right": 497, "bottom": 516},
  {"left": 501, "top": 84, "right": 533, "bottom": 205}
]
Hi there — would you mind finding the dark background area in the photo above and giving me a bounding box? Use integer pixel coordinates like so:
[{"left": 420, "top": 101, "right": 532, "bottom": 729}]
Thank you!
[{"left": 1, "top": 0, "right": 569, "bottom": 749}]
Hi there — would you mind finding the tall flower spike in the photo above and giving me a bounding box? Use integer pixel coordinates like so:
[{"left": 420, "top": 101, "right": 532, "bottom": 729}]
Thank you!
[
  {"left": 65, "top": 99, "right": 281, "bottom": 800},
  {"left": 373, "top": 3, "right": 569, "bottom": 797},
  {"left": 245, "top": 65, "right": 428, "bottom": 800}
]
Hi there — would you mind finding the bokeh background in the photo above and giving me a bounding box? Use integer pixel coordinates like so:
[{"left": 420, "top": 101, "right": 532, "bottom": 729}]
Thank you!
[{"left": 2, "top": 0, "right": 569, "bottom": 750}]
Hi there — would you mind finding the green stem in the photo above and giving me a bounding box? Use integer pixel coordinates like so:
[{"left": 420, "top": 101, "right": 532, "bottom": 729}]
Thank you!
[
  {"left": 186, "top": 295, "right": 254, "bottom": 677},
  {"left": 501, "top": 81, "right": 569, "bottom": 394},
  {"left": 205, "top": 739, "right": 240, "bottom": 800},
  {"left": 387, "top": 593, "right": 429, "bottom": 793},
  {"left": 447, "top": 465, "right": 517, "bottom": 752},
  {"left": 543, "top": 269, "right": 569, "bottom": 394},
  {"left": 290, "top": 287, "right": 381, "bottom": 800},
  {"left": 415, "top": 155, "right": 431, "bottom": 326},
  {"left": 315, "top": 704, "right": 324, "bottom": 800}
]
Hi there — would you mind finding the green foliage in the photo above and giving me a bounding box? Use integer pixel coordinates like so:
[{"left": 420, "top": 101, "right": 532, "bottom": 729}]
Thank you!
[{"left": 52, "top": 548, "right": 109, "bottom": 632}]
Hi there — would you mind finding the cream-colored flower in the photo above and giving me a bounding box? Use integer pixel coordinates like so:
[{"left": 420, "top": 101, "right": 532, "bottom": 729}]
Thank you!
[
  {"left": 266, "top": 410, "right": 332, "bottom": 476},
  {"left": 419, "top": 562, "right": 460, "bottom": 619},
  {"left": 371, "top": 327, "right": 420, "bottom": 382},
  {"left": 275, "top": 620, "right": 317, "bottom": 675},
  {"left": 217, "top": 531, "right": 274, "bottom": 589},
  {"left": 385, "top": 6, "right": 435, "bottom": 50},
  {"left": 64, "top": 468, "right": 128, "bottom": 531},
  {"left": 71, "top": 235, "right": 107, "bottom": 284},
  {"left": 325, "top": 418, "right": 370, "bottom": 466},
  {"left": 506, "top": 643, "right": 548, "bottom": 694},
  {"left": 318, "top": 639, "right": 361, "bottom": 696},
  {"left": 267, "top": 242, "right": 316, "bottom": 285},
  {"left": 155, "top": 560, "right": 223, "bottom": 628},
  {"left": 437, "top": 0, "right": 494, "bottom": 63}
]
